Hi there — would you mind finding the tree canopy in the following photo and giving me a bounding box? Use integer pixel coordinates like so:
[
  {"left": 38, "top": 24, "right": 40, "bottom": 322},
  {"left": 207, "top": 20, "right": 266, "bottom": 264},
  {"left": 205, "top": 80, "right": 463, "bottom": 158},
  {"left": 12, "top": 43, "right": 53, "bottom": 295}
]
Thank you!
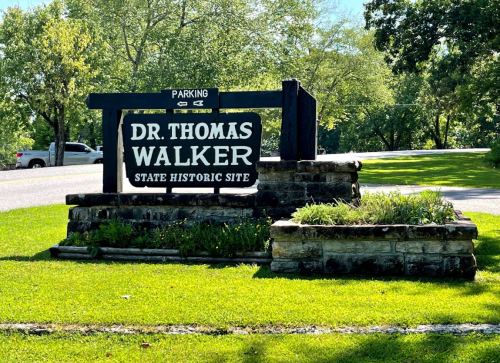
[
  {"left": 364, "top": 0, "right": 500, "bottom": 74},
  {"left": 0, "top": 0, "right": 498, "bottom": 160},
  {"left": 0, "top": 0, "right": 103, "bottom": 164}
]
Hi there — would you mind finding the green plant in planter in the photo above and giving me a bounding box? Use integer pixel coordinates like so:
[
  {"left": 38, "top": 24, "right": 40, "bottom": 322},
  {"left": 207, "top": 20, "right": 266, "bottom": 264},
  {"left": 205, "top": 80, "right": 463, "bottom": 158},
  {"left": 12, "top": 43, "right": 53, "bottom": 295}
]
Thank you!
[
  {"left": 292, "top": 190, "right": 456, "bottom": 225},
  {"left": 60, "top": 217, "right": 272, "bottom": 258}
]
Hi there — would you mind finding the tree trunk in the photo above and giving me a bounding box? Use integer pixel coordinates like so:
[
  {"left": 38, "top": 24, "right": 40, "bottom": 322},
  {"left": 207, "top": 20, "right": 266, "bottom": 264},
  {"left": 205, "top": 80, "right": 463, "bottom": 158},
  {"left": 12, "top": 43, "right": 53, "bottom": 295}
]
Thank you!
[
  {"left": 374, "top": 129, "right": 392, "bottom": 150},
  {"left": 394, "top": 131, "right": 402, "bottom": 150},
  {"left": 88, "top": 121, "right": 96, "bottom": 149},
  {"left": 443, "top": 114, "right": 451, "bottom": 149},
  {"left": 433, "top": 113, "right": 443, "bottom": 149},
  {"left": 54, "top": 107, "right": 65, "bottom": 166},
  {"left": 78, "top": 124, "right": 87, "bottom": 143}
]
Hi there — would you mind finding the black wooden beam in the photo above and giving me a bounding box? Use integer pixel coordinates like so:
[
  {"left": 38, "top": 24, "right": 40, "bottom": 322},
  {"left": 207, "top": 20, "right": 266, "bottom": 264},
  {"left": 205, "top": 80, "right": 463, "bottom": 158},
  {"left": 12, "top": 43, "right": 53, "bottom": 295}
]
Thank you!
[
  {"left": 86, "top": 93, "right": 164, "bottom": 110},
  {"left": 280, "top": 79, "right": 300, "bottom": 160},
  {"left": 86, "top": 91, "right": 282, "bottom": 110},
  {"left": 298, "top": 86, "right": 318, "bottom": 160},
  {"left": 102, "top": 109, "right": 123, "bottom": 193}
]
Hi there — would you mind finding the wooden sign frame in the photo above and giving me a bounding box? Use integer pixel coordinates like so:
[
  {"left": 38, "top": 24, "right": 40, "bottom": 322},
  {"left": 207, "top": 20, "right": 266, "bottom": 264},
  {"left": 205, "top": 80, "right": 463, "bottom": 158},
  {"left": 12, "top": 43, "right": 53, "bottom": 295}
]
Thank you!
[{"left": 86, "top": 79, "right": 317, "bottom": 193}]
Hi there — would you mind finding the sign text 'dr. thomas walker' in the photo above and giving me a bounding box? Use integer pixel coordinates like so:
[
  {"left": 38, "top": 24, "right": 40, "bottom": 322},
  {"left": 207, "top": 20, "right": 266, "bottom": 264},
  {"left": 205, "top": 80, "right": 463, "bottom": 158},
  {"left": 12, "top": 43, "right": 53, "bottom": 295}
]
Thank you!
[{"left": 122, "top": 113, "right": 262, "bottom": 188}]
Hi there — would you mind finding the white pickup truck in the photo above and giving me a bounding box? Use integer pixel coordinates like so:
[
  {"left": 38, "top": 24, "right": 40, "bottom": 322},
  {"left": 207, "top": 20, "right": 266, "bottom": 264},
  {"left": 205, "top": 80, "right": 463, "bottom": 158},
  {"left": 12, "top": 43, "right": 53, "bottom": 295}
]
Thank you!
[{"left": 16, "top": 142, "right": 103, "bottom": 168}]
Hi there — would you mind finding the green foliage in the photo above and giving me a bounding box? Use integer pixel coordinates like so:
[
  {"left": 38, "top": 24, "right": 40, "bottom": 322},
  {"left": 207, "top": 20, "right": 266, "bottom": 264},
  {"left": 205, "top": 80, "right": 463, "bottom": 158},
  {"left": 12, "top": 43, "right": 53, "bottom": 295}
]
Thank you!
[
  {"left": 365, "top": 0, "right": 500, "bottom": 75},
  {"left": 292, "top": 190, "right": 455, "bottom": 225},
  {"left": 61, "top": 217, "right": 272, "bottom": 257},
  {"left": 485, "top": 138, "right": 500, "bottom": 168},
  {"left": 66, "top": 0, "right": 317, "bottom": 94},
  {"left": 0, "top": 84, "right": 34, "bottom": 164},
  {"left": 339, "top": 73, "right": 428, "bottom": 152},
  {"left": 290, "top": 203, "right": 359, "bottom": 226},
  {"left": 364, "top": 0, "right": 500, "bottom": 150},
  {"left": 450, "top": 116, "right": 500, "bottom": 149},
  {"left": 299, "top": 23, "right": 393, "bottom": 129},
  {"left": 0, "top": 1, "right": 105, "bottom": 165},
  {"left": 261, "top": 135, "right": 280, "bottom": 156}
]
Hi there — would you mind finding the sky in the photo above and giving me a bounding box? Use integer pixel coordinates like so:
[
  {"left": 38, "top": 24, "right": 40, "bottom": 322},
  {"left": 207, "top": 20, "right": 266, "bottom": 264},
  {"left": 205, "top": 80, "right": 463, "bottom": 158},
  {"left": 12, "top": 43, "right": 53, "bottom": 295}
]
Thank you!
[{"left": 1, "top": 0, "right": 367, "bottom": 15}]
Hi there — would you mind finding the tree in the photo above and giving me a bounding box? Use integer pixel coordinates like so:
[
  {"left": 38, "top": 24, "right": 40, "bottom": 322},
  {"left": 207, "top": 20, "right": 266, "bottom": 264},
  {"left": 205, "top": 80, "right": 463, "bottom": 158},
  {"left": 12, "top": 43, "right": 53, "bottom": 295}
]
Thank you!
[
  {"left": 0, "top": 86, "right": 33, "bottom": 164},
  {"left": 0, "top": 1, "right": 102, "bottom": 165},
  {"left": 299, "top": 24, "right": 391, "bottom": 128},
  {"left": 67, "top": 0, "right": 318, "bottom": 94},
  {"left": 364, "top": 0, "right": 500, "bottom": 72},
  {"left": 364, "top": 0, "right": 500, "bottom": 149},
  {"left": 339, "top": 73, "right": 428, "bottom": 152},
  {"left": 364, "top": 0, "right": 500, "bottom": 110}
]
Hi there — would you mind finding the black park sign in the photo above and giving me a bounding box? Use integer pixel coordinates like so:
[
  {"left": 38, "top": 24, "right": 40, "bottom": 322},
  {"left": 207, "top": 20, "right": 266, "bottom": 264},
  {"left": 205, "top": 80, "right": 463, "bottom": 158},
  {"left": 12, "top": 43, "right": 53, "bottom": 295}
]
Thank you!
[
  {"left": 123, "top": 112, "right": 261, "bottom": 188},
  {"left": 85, "top": 80, "right": 317, "bottom": 193}
]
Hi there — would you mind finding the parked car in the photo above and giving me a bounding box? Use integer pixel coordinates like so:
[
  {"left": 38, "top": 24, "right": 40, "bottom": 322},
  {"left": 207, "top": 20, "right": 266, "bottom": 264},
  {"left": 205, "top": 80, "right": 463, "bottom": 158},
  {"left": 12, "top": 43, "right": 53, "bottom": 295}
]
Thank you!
[{"left": 16, "top": 142, "right": 103, "bottom": 168}]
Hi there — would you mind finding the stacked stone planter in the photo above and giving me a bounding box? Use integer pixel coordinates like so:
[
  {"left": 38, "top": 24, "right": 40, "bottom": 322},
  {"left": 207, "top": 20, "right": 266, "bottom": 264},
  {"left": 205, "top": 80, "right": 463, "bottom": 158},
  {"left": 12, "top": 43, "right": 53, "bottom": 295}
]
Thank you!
[
  {"left": 271, "top": 211, "right": 478, "bottom": 279},
  {"left": 65, "top": 160, "right": 362, "bottom": 236}
]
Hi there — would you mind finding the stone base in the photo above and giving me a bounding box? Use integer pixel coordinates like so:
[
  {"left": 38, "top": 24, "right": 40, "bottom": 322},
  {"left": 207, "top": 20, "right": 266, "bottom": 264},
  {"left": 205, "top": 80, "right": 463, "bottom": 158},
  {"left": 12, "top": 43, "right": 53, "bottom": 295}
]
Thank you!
[
  {"left": 270, "top": 212, "right": 478, "bottom": 279},
  {"left": 66, "top": 160, "right": 362, "bottom": 236},
  {"left": 256, "top": 160, "right": 361, "bottom": 207}
]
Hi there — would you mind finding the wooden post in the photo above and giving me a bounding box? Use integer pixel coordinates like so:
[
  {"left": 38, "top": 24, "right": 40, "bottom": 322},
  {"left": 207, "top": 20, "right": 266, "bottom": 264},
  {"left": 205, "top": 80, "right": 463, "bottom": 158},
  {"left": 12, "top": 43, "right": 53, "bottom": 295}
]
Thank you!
[
  {"left": 298, "top": 86, "right": 318, "bottom": 160},
  {"left": 212, "top": 108, "right": 220, "bottom": 195},
  {"left": 102, "top": 109, "right": 123, "bottom": 193},
  {"left": 165, "top": 109, "right": 173, "bottom": 194},
  {"left": 280, "top": 79, "right": 300, "bottom": 160}
]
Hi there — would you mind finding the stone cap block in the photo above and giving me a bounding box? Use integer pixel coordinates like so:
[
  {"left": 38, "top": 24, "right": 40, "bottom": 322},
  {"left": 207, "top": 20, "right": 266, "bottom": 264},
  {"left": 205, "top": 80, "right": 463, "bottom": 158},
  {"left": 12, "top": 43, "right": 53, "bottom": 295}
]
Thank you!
[
  {"left": 298, "top": 161, "right": 362, "bottom": 173},
  {"left": 454, "top": 210, "right": 471, "bottom": 221},
  {"left": 197, "top": 194, "right": 256, "bottom": 207},
  {"left": 270, "top": 220, "right": 302, "bottom": 240},
  {"left": 272, "top": 214, "right": 478, "bottom": 242},
  {"left": 406, "top": 225, "right": 446, "bottom": 240},
  {"left": 67, "top": 193, "right": 256, "bottom": 208},
  {"left": 301, "top": 224, "right": 406, "bottom": 240},
  {"left": 256, "top": 160, "right": 362, "bottom": 173},
  {"left": 256, "top": 161, "right": 298, "bottom": 173},
  {"left": 66, "top": 193, "right": 120, "bottom": 206},
  {"left": 445, "top": 223, "right": 478, "bottom": 240}
]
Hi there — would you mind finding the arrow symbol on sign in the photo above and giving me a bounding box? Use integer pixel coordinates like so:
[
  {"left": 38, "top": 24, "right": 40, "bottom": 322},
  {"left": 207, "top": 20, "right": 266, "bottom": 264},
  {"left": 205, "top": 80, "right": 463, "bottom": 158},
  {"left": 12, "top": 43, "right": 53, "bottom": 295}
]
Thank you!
[
  {"left": 177, "top": 101, "right": 188, "bottom": 107},
  {"left": 193, "top": 100, "right": 204, "bottom": 106}
]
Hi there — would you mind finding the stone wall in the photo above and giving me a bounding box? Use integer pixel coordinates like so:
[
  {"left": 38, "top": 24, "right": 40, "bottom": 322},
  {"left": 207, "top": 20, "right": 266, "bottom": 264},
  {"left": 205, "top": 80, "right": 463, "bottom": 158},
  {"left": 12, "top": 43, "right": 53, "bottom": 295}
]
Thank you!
[
  {"left": 66, "top": 193, "right": 258, "bottom": 235},
  {"left": 256, "top": 160, "right": 361, "bottom": 219},
  {"left": 270, "top": 211, "right": 478, "bottom": 279},
  {"left": 66, "top": 160, "right": 362, "bottom": 236}
]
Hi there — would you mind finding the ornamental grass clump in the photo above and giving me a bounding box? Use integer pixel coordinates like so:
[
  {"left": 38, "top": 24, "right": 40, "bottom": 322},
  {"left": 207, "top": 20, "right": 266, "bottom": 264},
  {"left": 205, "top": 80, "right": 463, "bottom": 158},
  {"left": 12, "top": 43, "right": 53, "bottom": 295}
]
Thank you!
[
  {"left": 291, "top": 190, "right": 455, "bottom": 225},
  {"left": 60, "top": 217, "right": 272, "bottom": 258}
]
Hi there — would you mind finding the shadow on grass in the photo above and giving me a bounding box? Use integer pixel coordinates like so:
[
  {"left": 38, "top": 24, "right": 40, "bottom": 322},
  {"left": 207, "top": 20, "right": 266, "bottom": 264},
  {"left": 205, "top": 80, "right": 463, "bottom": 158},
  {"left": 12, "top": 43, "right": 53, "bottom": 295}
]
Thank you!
[
  {"left": 473, "top": 226, "right": 500, "bottom": 272},
  {"left": 475, "top": 231, "right": 500, "bottom": 255},
  {"left": 5, "top": 331, "right": 500, "bottom": 362},
  {"left": 203, "top": 332, "right": 500, "bottom": 363},
  {"left": 0, "top": 249, "right": 53, "bottom": 261},
  {"left": 253, "top": 265, "right": 475, "bottom": 285}
]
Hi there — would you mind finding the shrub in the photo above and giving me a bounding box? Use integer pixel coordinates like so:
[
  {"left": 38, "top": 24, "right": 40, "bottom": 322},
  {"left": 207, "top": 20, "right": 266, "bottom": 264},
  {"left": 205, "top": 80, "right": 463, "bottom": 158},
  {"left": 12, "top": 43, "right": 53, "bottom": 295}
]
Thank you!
[
  {"left": 485, "top": 138, "right": 500, "bottom": 168},
  {"left": 291, "top": 190, "right": 456, "bottom": 225},
  {"left": 261, "top": 135, "right": 280, "bottom": 156},
  {"left": 61, "top": 217, "right": 272, "bottom": 257}
]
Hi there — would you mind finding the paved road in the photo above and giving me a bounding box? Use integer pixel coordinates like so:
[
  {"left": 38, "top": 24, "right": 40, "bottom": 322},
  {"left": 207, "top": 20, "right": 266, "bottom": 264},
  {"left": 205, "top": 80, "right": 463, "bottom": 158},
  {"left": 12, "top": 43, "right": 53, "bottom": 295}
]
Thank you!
[{"left": 1, "top": 148, "right": 497, "bottom": 214}]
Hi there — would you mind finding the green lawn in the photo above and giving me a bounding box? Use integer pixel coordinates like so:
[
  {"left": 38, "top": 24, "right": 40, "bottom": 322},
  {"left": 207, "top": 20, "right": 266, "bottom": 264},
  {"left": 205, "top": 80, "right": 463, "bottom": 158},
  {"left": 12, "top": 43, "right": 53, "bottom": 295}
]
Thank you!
[
  {"left": 1, "top": 332, "right": 500, "bottom": 362},
  {"left": 1, "top": 205, "right": 499, "bottom": 329},
  {"left": 360, "top": 152, "right": 500, "bottom": 189}
]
